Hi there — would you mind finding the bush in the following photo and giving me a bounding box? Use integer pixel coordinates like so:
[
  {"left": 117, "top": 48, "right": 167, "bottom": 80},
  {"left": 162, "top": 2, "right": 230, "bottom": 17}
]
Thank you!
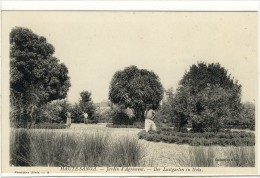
[
  {"left": 30, "top": 123, "right": 67, "bottom": 129},
  {"left": 70, "top": 104, "right": 84, "bottom": 123},
  {"left": 112, "top": 110, "right": 133, "bottom": 125},
  {"left": 39, "top": 99, "right": 71, "bottom": 124},
  {"left": 95, "top": 107, "right": 112, "bottom": 123},
  {"left": 225, "top": 102, "right": 255, "bottom": 130},
  {"left": 132, "top": 121, "right": 145, "bottom": 129},
  {"left": 106, "top": 123, "right": 143, "bottom": 129},
  {"left": 138, "top": 130, "right": 255, "bottom": 146},
  {"left": 86, "top": 118, "right": 99, "bottom": 124}
]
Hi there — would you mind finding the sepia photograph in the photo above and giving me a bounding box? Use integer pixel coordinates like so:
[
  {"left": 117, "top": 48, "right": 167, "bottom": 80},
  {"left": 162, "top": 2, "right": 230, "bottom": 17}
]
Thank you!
[{"left": 1, "top": 2, "right": 259, "bottom": 176}]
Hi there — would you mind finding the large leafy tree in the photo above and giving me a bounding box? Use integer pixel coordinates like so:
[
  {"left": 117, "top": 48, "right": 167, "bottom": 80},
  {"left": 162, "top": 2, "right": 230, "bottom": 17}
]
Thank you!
[
  {"left": 10, "top": 27, "right": 71, "bottom": 127},
  {"left": 159, "top": 88, "right": 188, "bottom": 132},
  {"left": 109, "top": 65, "right": 164, "bottom": 121},
  {"left": 173, "top": 62, "right": 241, "bottom": 132}
]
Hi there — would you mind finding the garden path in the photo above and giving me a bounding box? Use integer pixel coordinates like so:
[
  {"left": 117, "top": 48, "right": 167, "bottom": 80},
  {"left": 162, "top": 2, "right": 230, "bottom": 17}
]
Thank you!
[{"left": 69, "top": 123, "right": 191, "bottom": 166}]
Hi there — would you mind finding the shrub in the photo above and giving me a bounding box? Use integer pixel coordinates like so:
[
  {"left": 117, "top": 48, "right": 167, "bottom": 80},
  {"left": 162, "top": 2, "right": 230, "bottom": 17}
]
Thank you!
[
  {"left": 106, "top": 124, "right": 136, "bottom": 128},
  {"left": 95, "top": 107, "right": 112, "bottom": 123},
  {"left": 39, "top": 99, "right": 72, "bottom": 124},
  {"left": 138, "top": 130, "right": 255, "bottom": 146},
  {"left": 70, "top": 103, "right": 84, "bottom": 123},
  {"left": 87, "top": 119, "right": 99, "bottom": 124},
  {"left": 112, "top": 110, "right": 133, "bottom": 125},
  {"left": 137, "top": 130, "right": 146, "bottom": 139},
  {"left": 30, "top": 123, "right": 67, "bottom": 129},
  {"left": 167, "top": 136, "right": 178, "bottom": 143},
  {"left": 106, "top": 122, "right": 144, "bottom": 129},
  {"left": 226, "top": 102, "right": 255, "bottom": 130},
  {"left": 70, "top": 91, "right": 97, "bottom": 123},
  {"left": 132, "top": 121, "right": 145, "bottom": 129}
]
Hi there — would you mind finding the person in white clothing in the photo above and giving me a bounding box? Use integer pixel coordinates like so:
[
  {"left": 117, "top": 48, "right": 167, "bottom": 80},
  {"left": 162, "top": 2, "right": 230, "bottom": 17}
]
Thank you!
[
  {"left": 65, "top": 111, "right": 72, "bottom": 128},
  {"left": 144, "top": 104, "right": 157, "bottom": 132},
  {"left": 83, "top": 112, "right": 88, "bottom": 124}
]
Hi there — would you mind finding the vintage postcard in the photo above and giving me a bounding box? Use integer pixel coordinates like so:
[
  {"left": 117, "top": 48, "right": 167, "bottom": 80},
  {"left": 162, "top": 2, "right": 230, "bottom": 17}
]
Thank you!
[{"left": 1, "top": 1, "right": 259, "bottom": 177}]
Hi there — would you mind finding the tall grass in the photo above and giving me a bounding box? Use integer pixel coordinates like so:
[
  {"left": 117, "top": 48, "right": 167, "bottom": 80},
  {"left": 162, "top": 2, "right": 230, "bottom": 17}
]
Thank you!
[
  {"left": 108, "top": 136, "right": 145, "bottom": 167},
  {"left": 10, "top": 129, "right": 31, "bottom": 166},
  {"left": 174, "top": 145, "right": 255, "bottom": 167},
  {"left": 10, "top": 129, "right": 145, "bottom": 167},
  {"left": 224, "top": 146, "right": 255, "bottom": 167},
  {"left": 175, "top": 146, "right": 215, "bottom": 167}
]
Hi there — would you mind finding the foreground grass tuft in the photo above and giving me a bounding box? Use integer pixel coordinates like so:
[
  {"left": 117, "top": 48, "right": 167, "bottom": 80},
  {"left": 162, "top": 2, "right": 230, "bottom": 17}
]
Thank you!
[
  {"left": 10, "top": 129, "right": 145, "bottom": 167},
  {"left": 175, "top": 146, "right": 215, "bottom": 167},
  {"left": 224, "top": 146, "right": 255, "bottom": 167}
]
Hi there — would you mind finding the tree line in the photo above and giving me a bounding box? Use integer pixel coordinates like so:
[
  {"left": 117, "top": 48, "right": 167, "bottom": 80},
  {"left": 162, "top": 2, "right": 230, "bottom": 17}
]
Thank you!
[{"left": 10, "top": 27, "right": 255, "bottom": 132}]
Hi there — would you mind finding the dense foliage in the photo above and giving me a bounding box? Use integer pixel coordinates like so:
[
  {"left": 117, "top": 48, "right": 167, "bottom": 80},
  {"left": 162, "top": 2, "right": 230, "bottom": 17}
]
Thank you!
[
  {"left": 10, "top": 27, "right": 71, "bottom": 127},
  {"left": 106, "top": 122, "right": 144, "bottom": 129},
  {"left": 172, "top": 62, "right": 242, "bottom": 132},
  {"left": 79, "top": 91, "right": 95, "bottom": 118},
  {"left": 71, "top": 91, "right": 97, "bottom": 123},
  {"left": 157, "top": 88, "right": 188, "bottom": 132},
  {"left": 39, "top": 99, "right": 72, "bottom": 123},
  {"left": 109, "top": 65, "right": 164, "bottom": 122},
  {"left": 30, "top": 123, "right": 67, "bottom": 129},
  {"left": 226, "top": 102, "right": 255, "bottom": 130},
  {"left": 138, "top": 130, "right": 255, "bottom": 146}
]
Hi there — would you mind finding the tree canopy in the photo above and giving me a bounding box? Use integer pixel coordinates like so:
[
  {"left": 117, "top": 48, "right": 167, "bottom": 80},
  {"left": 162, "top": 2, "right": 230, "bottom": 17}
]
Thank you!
[
  {"left": 159, "top": 88, "right": 188, "bottom": 132},
  {"left": 109, "top": 65, "right": 164, "bottom": 121},
  {"left": 79, "top": 91, "right": 95, "bottom": 118},
  {"left": 10, "top": 27, "right": 71, "bottom": 105},
  {"left": 10, "top": 27, "right": 71, "bottom": 127},
  {"left": 173, "top": 62, "right": 242, "bottom": 132},
  {"left": 70, "top": 91, "right": 96, "bottom": 123}
]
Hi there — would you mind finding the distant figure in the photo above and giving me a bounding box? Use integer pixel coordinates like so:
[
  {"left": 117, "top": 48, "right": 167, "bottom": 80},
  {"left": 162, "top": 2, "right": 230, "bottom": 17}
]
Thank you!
[
  {"left": 65, "top": 111, "right": 72, "bottom": 128},
  {"left": 125, "top": 107, "right": 135, "bottom": 119},
  {"left": 144, "top": 105, "right": 157, "bottom": 132},
  {"left": 83, "top": 112, "right": 89, "bottom": 124}
]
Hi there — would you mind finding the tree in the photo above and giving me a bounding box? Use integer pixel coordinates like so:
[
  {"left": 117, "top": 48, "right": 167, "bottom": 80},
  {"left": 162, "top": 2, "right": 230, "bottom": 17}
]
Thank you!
[
  {"left": 159, "top": 88, "right": 188, "bottom": 132},
  {"left": 109, "top": 65, "right": 164, "bottom": 122},
  {"left": 10, "top": 27, "right": 71, "bottom": 127},
  {"left": 231, "top": 102, "right": 255, "bottom": 130},
  {"left": 41, "top": 99, "right": 72, "bottom": 123},
  {"left": 71, "top": 91, "right": 96, "bottom": 121},
  {"left": 174, "top": 62, "right": 241, "bottom": 132},
  {"left": 79, "top": 91, "right": 95, "bottom": 118}
]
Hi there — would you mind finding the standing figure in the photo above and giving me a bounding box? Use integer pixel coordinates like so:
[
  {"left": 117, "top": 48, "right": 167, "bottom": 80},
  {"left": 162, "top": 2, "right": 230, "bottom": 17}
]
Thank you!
[
  {"left": 144, "top": 104, "right": 157, "bottom": 132},
  {"left": 83, "top": 112, "right": 89, "bottom": 124},
  {"left": 65, "top": 111, "right": 72, "bottom": 128}
]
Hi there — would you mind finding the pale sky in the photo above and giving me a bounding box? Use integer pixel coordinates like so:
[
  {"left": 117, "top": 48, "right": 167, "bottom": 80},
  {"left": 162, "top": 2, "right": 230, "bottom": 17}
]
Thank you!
[{"left": 3, "top": 11, "right": 258, "bottom": 103}]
